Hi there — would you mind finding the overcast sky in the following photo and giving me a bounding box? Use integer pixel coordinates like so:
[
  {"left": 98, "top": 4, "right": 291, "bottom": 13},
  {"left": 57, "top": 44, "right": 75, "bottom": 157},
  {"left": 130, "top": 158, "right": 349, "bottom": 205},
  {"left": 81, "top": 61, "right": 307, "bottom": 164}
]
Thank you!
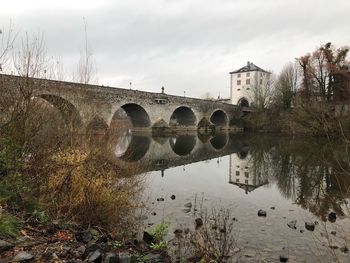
[{"left": 1, "top": 0, "right": 349, "bottom": 98}]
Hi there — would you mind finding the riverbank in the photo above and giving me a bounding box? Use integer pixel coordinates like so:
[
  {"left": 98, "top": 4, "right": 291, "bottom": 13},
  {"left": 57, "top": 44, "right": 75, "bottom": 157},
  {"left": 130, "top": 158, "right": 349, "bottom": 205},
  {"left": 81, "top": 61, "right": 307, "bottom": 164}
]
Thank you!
[
  {"left": 241, "top": 105, "right": 350, "bottom": 137},
  {"left": 1, "top": 199, "right": 349, "bottom": 262},
  {"left": 0, "top": 211, "right": 171, "bottom": 262},
  {"left": 0, "top": 134, "right": 158, "bottom": 262}
]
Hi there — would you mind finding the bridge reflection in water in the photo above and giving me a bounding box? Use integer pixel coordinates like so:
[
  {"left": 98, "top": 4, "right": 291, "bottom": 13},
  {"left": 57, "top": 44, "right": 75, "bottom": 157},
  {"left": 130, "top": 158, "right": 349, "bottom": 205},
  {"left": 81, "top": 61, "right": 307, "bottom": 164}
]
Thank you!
[
  {"left": 112, "top": 131, "right": 269, "bottom": 196},
  {"left": 111, "top": 131, "right": 236, "bottom": 170},
  {"left": 110, "top": 131, "right": 278, "bottom": 199},
  {"left": 109, "top": 132, "right": 350, "bottom": 221}
]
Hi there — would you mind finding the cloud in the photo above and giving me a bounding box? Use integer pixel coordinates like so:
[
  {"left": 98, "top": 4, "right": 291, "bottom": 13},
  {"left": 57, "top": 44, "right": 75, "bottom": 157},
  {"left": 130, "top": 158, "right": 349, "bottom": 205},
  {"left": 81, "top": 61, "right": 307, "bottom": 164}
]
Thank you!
[{"left": 1, "top": 0, "right": 350, "bottom": 98}]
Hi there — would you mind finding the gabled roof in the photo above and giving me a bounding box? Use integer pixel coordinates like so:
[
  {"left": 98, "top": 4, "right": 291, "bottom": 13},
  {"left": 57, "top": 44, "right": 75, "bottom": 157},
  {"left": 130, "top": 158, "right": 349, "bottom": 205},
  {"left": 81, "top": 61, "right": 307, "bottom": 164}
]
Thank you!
[
  {"left": 230, "top": 61, "right": 269, "bottom": 74},
  {"left": 229, "top": 180, "right": 269, "bottom": 193}
]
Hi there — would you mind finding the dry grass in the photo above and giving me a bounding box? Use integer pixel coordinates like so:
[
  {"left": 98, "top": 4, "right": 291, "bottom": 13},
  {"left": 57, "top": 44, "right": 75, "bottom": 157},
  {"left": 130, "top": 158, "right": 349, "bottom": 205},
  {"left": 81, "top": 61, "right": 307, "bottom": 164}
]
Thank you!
[{"left": 172, "top": 208, "right": 238, "bottom": 262}]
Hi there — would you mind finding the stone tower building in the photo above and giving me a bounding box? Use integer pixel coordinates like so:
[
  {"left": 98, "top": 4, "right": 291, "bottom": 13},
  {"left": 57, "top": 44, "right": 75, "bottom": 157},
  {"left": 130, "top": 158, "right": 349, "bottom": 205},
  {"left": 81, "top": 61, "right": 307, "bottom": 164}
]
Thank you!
[{"left": 229, "top": 61, "right": 270, "bottom": 107}]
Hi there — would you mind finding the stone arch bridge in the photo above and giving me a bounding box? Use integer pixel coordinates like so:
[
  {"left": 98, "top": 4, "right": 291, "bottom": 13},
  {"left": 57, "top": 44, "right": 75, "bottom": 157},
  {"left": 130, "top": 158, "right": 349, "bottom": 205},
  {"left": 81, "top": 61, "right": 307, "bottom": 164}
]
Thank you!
[{"left": 1, "top": 74, "right": 241, "bottom": 131}]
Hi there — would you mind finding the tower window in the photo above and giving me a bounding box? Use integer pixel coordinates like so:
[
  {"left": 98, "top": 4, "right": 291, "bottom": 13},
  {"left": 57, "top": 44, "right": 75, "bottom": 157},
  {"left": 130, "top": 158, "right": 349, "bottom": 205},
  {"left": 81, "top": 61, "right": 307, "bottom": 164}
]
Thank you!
[
  {"left": 237, "top": 73, "right": 241, "bottom": 78},
  {"left": 246, "top": 72, "right": 250, "bottom": 77},
  {"left": 237, "top": 80, "right": 241, "bottom": 85},
  {"left": 246, "top": 79, "right": 250, "bottom": 85}
]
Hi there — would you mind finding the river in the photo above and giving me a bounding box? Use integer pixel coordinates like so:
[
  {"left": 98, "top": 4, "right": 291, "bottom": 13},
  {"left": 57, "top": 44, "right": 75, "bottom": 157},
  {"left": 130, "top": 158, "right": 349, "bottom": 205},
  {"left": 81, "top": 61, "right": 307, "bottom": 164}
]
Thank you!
[{"left": 113, "top": 132, "right": 350, "bottom": 262}]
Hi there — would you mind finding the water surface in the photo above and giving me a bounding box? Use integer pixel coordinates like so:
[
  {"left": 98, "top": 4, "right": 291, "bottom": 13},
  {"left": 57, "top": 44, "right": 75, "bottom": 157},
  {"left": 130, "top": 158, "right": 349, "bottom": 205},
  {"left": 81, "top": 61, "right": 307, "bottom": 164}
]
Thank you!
[{"left": 115, "top": 132, "right": 350, "bottom": 262}]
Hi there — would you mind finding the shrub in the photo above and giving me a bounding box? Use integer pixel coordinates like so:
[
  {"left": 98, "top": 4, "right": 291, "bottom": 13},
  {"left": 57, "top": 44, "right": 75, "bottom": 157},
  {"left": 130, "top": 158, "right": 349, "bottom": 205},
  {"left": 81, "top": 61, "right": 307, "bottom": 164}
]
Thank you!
[
  {"left": 0, "top": 214, "right": 21, "bottom": 237},
  {"left": 0, "top": 138, "right": 24, "bottom": 178},
  {"left": 172, "top": 208, "right": 237, "bottom": 262},
  {"left": 36, "top": 146, "right": 145, "bottom": 236},
  {"left": 0, "top": 172, "right": 27, "bottom": 209},
  {"left": 149, "top": 221, "right": 170, "bottom": 242},
  {"left": 150, "top": 241, "right": 168, "bottom": 251}
]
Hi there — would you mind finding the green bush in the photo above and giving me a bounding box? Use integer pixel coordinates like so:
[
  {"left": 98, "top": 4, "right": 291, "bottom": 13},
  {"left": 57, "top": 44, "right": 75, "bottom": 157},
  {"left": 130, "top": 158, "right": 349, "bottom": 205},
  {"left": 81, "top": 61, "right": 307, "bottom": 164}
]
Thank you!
[
  {"left": 150, "top": 241, "right": 167, "bottom": 251},
  {"left": 148, "top": 221, "right": 170, "bottom": 242},
  {"left": 0, "top": 214, "right": 21, "bottom": 237},
  {"left": 30, "top": 209, "right": 49, "bottom": 224},
  {"left": 0, "top": 172, "right": 25, "bottom": 208},
  {"left": 0, "top": 138, "right": 24, "bottom": 177},
  {"left": 133, "top": 252, "right": 149, "bottom": 263}
]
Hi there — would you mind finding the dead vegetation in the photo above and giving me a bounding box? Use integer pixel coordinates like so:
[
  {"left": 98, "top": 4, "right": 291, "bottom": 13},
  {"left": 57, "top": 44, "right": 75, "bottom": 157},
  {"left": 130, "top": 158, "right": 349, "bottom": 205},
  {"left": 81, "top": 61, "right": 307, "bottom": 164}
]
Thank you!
[{"left": 171, "top": 208, "right": 238, "bottom": 262}]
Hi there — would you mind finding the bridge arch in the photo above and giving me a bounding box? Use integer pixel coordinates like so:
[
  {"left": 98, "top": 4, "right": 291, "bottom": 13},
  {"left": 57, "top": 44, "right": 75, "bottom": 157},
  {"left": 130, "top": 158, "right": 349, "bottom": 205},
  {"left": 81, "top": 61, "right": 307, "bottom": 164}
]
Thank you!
[
  {"left": 210, "top": 133, "right": 229, "bottom": 150},
  {"left": 111, "top": 103, "right": 151, "bottom": 128},
  {"left": 237, "top": 97, "right": 249, "bottom": 108},
  {"left": 170, "top": 135, "right": 197, "bottom": 156},
  {"left": 114, "top": 131, "right": 151, "bottom": 161},
  {"left": 169, "top": 106, "right": 197, "bottom": 126},
  {"left": 237, "top": 149, "right": 249, "bottom": 160},
  {"left": 210, "top": 109, "right": 228, "bottom": 126},
  {"left": 37, "top": 94, "right": 82, "bottom": 127}
]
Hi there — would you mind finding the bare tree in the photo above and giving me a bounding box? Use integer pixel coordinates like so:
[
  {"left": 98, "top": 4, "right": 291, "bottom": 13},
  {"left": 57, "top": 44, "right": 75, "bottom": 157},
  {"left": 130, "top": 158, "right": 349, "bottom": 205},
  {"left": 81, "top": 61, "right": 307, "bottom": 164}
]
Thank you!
[
  {"left": 0, "top": 32, "right": 63, "bottom": 139},
  {"left": 296, "top": 42, "right": 350, "bottom": 102},
  {"left": 0, "top": 22, "right": 16, "bottom": 73},
  {"left": 12, "top": 32, "right": 47, "bottom": 78},
  {"left": 248, "top": 72, "right": 275, "bottom": 110},
  {"left": 274, "top": 62, "right": 298, "bottom": 109},
  {"left": 46, "top": 55, "right": 65, "bottom": 80},
  {"left": 297, "top": 54, "right": 312, "bottom": 100},
  {"left": 74, "top": 18, "right": 97, "bottom": 84}
]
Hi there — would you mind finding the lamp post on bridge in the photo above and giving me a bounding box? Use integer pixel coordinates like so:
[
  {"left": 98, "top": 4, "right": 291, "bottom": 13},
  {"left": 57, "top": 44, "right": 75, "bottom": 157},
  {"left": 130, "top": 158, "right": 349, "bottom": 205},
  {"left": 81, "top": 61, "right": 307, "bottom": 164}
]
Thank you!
[
  {"left": 129, "top": 82, "right": 132, "bottom": 90},
  {"left": 184, "top": 91, "right": 186, "bottom": 97}
]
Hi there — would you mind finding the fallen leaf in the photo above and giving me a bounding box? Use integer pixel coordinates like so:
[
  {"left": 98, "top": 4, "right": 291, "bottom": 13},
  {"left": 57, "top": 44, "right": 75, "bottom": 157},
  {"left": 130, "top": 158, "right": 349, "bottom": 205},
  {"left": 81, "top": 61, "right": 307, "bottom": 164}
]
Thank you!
[
  {"left": 54, "top": 231, "right": 73, "bottom": 241},
  {"left": 20, "top": 229, "right": 29, "bottom": 236}
]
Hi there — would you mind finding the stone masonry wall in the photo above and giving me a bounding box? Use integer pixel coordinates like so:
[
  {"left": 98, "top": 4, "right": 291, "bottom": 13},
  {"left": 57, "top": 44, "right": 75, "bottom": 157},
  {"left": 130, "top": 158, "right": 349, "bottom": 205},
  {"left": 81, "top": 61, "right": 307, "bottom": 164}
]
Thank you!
[{"left": 0, "top": 74, "right": 240, "bottom": 129}]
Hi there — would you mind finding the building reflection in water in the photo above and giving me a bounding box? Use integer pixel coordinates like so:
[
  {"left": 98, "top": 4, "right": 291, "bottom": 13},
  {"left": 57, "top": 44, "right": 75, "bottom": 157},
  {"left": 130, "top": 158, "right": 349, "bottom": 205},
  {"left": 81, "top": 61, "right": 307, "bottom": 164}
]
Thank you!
[{"left": 229, "top": 149, "right": 268, "bottom": 194}]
